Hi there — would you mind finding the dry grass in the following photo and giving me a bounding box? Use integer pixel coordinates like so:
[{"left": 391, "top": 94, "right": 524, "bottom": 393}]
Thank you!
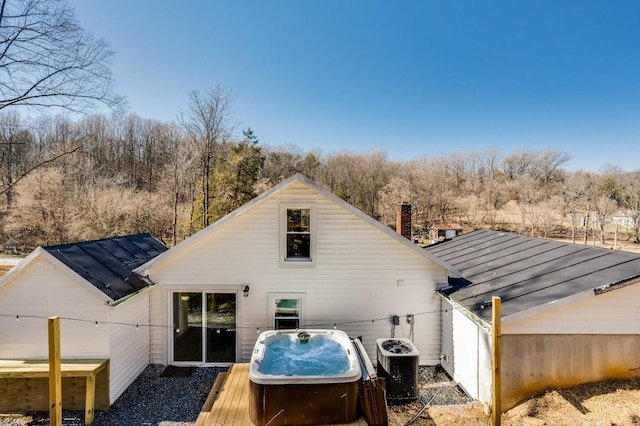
[
  {"left": 387, "top": 376, "right": 640, "bottom": 425},
  {"left": 503, "top": 376, "right": 640, "bottom": 426}
]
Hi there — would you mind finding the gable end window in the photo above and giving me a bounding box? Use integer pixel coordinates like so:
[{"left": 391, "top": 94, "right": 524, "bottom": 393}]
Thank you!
[
  {"left": 287, "top": 208, "right": 310, "bottom": 259},
  {"left": 281, "top": 205, "right": 315, "bottom": 265}
]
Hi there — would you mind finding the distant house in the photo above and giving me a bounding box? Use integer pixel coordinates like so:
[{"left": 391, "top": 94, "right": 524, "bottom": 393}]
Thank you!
[
  {"left": 428, "top": 223, "right": 463, "bottom": 242},
  {"left": 0, "top": 234, "right": 167, "bottom": 405},
  {"left": 134, "top": 173, "right": 457, "bottom": 366},
  {"left": 611, "top": 209, "right": 638, "bottom": 229},
  {"left": 424, "top": 229, "right": 640, "bottom": 410}
]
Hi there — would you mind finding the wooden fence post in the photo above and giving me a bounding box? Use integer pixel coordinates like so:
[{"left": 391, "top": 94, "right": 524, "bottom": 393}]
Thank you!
[
  {"left": 491, "top": 297, "right": 502, "bottom": 426},
  {"left": 48, "top": 316, "right": 62, "bottom": 426}
]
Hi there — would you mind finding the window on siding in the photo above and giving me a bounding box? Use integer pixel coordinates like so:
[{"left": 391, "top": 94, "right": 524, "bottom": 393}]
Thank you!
[
  {"left": 285, "top": 208, "right": 311, "bottom": 260},
  {"left": 274, "top": 298, "right": 300, "bottom": 330},
  {"left": 269, "top": 293, "right": 305, "bottom": 330}
]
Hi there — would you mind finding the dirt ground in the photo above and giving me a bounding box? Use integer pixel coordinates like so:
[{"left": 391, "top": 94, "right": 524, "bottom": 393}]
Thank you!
[{"left": 387, "top": 375, "right": 640, "bottom": 426}]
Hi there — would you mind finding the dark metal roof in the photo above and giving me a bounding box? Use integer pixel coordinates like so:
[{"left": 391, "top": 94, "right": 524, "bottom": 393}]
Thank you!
[
  {"left": 425, "top": 229, "right": 640, "bottom": 323},
  {"left": 43, "top": 233, "right": 167, "bottom": 301}
]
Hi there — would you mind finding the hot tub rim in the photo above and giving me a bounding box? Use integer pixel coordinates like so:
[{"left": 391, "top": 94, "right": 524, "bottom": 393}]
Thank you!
[{"left": 249, "top": 329, "right": 362, "bottom": 385}]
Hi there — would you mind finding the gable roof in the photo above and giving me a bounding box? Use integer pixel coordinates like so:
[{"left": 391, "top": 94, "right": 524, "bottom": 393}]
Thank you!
[
  {"left": 135, "top": 173, "right": 459, "bottom": 276},
  {"left": 0, "top": 233, "right": 166, "bottom": 303},
  {"left": 425, "top": 229, "right": 640, "bottom": 324},
  {"left": 40, "top": 233, "right": 167, "bottom": 301}
]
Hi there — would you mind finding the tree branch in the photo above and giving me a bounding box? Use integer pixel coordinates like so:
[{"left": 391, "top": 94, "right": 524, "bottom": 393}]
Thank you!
[{"left": 0, "top": 141, "right": 83, "bottom": 196}]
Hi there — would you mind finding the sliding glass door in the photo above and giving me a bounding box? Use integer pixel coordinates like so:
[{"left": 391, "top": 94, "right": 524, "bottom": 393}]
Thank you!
[{"left": 172, "top": 292, "right": 236, "bottom": 364}]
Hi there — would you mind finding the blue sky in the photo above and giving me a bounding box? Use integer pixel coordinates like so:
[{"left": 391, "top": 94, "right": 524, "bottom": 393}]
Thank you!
[{"left": 69, "top": 1, "right": 640, "bottom": 172}]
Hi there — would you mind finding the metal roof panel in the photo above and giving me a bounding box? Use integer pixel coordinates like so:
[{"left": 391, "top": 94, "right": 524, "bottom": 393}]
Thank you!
[
  {"left": 431, "top": 230, "right": 640, "bottom": 324},
  {"left": 43, "top": 233, "right": 167, "bottom": 301}
]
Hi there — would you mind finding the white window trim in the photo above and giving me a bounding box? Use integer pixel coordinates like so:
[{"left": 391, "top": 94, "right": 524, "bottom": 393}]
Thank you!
[
  {"left": 280, "top": 204, "right": 316, "bottom": 267},
  {"left": 268, "top": 292, "right": 307, "bottom": 330}
]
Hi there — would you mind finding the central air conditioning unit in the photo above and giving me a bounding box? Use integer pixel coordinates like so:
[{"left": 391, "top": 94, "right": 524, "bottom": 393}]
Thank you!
[{"left": 376, "top": 338, "right": 419, "bottom": 401}]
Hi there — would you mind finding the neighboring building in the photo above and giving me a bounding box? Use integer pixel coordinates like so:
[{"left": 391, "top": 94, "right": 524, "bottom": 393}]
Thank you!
[
  {"left": 0, "top": 234, "right": 167, "bottom": 404},
  {"left": 425, "top": 229, "right": 640, "bottom": 410},
  {"left": 135, "top": 173, "right": 457, "bottom": 366},
  {"left": 611, "top": 209, "right": 638, "bottom": 230},
  {"left": 428, "top": 222, "right": 463, "bottom": 242}
]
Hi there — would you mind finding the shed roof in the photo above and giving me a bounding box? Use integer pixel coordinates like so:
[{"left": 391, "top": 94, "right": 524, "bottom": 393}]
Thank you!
[
  {"left": 425, "top": 229, "right": 640, "bottom": 324},
  {"left": 43, "top": 233, "right": 167, "bottom": 301}
]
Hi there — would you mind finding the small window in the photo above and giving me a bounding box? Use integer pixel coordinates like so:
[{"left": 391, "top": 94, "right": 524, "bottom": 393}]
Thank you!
[
  {"left": 281, "top": 205, "right": 315, "bottom": 265},
  {"left": 268, "top": 293, "right": 305, "bottom": 330},
  {"left": 274, "top": 298, "right": 300, "bottom": 330}
]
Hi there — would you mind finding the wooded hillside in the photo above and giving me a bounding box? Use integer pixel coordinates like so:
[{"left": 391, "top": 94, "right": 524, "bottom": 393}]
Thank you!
[{"left": 1, "top": 104, "right": 639, "bottom": 254}]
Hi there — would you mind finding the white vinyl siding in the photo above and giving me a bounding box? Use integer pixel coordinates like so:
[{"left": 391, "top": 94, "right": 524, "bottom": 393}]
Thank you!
[
  {"left": 148, "top": 181, "right": 448, "bottom": 365},
  {"left": 503, "top": 283, "right": 640, "bottom": 335},
  {"left": 439, "top": 299, "right": 454, "bottom": 374},
  {"left": 0, "top": 257, "right": 109, "bottom": 359},
  {"left": 108, "top": 291, "right": 150, "bottom": 404},
  {"left": 439, "top": 297, "right": 493, "bottom": 405},
  {"left": 149, "top": 287, "right": 166, "bottom": 364}
]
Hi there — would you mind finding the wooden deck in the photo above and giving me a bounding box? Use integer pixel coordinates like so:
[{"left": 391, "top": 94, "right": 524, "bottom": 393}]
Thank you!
[
  {"left": 196, "top": 363, "right": 252, "bottom": 426},
  {"left": 196, "top": 363, "right": 369, "bottom": 426}
]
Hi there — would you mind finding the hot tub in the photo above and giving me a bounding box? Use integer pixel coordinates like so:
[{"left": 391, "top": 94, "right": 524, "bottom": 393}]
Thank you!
[{"left": 249, "top": 329, "right": 362, "bottom": 426}]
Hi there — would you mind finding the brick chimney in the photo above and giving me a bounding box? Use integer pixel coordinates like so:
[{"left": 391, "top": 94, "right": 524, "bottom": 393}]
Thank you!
[{"left": 396, "top": 203, "right": 412, "bottom": 240}]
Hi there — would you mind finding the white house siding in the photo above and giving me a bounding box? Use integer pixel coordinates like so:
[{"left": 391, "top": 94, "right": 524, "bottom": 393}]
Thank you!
[
  {"left": 442, "top": 302, "right": 491, "bottom": 402},
  {"left": 439, "top": 299, "right": 454, "bottom": 373},
  {"left": 107, "top": 291, "right": 151, "bottom": 404},
  {"left": 439, "top": 297, "right": 492, "bottom": 405},
  {"left": 149, "top": 286, "right": 166, "bottom": 364},
  {"left": 503, "top": 283, "right": 640, "bottom": 334},
  {"left": 0, "top": 257, "right": 109, "bottom": 359},
  {"left": 148, "top": 182, "right": 448, "bottom": 366}
]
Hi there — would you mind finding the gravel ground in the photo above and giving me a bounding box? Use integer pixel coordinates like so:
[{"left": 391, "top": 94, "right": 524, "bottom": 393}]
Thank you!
[
  {"left": 387, "top": 366, "right": 480, "bottom": 425},
  {"left": 1, "top": 364, "right": 474, "bottom": 426},
  {"left": 0, "top": 365, "right": 224, "bottom": 426}
]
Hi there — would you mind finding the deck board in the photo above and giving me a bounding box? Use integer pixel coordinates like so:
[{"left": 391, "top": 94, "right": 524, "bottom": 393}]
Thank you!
[
  {"left": 196, "top": 363, "right": 369, "bottom": 426},
  {"left": 197, "top": 363, "right": 252, "bottom": 426}
]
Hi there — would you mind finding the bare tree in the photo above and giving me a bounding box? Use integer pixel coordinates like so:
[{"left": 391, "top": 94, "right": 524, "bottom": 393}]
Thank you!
[
  {"left": 160, "top": 127, "right": 196, "bottom": 245},
  {"left": 561, "top": 171, "right": 590, "bottom": 243},
  {"left": 515, "top": 175, "right": 543, "bottom": 236},
  {"left": 0, "top": 113, "right": 83, "bottom": 209},
  {"left": 179, "top": 87, "right": 236, "bottom": 229},
  {"left": 529, "top": 149, "right": 570, "bottom": 185},
  {"left": 592, "top": 174, "right": 623, "bottom": 244},
  {"left": 0, "top": 112, "right": 32, "bottom": 208},
  {"left": 620, "top": 172, "right": 640, "bottom": 243},
  {"left": 261, "top": 145, "right": 306, "bottom": 184},
  {"left": 378, "top": 176, "right": 413, "bottom": 226},
  {"left": 0, "top": 0, "right": 124, "bottom": 113},
  {"left": 3, "top": 167, "right": 68, "bottom": 245}
]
